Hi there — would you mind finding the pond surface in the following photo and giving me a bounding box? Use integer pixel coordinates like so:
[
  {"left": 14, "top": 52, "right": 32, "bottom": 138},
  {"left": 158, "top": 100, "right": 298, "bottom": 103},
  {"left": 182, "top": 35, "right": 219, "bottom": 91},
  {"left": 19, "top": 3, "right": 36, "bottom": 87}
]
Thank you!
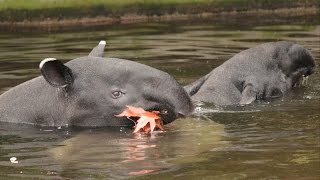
[{"left": 0, "top": 22, "right": 319, "bottom": 179}]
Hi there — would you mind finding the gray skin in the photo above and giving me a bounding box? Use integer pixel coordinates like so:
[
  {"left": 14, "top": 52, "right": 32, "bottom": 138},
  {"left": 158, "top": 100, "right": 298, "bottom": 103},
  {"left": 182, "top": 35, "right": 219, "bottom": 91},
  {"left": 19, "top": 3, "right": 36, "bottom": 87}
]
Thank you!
[
  {"left": 0, "top": 41, "right": 193, "bottom": 127},
  {"left": 184, "top": 41, "right": 316, "bottom": 105}
]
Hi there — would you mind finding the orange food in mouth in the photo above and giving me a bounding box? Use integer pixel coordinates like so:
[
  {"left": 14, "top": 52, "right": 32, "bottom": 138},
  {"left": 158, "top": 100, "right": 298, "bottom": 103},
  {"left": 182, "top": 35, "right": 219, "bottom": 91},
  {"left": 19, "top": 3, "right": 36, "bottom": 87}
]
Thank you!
[{"left": 115, "top": 105, "right": 164, "bottom": 134}]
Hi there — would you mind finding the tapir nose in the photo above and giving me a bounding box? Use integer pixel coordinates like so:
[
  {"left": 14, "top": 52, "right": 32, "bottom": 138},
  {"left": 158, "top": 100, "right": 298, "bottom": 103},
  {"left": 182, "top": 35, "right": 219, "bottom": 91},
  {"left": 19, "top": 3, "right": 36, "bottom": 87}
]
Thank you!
[
  {"left": 172, "top": 92, "right": 194, "bottom": 119},
  {"left": 176, "top": 101, "right": 194, "bottom": 118},
  {"left": 143, "top": 75, "right": 194, "bottom": 123},
  {"left": 144, "top": 88, "right": 194, "bottom": 123},
  {"left": 161, "top": 100, "right": 193, "bottom": 124}
]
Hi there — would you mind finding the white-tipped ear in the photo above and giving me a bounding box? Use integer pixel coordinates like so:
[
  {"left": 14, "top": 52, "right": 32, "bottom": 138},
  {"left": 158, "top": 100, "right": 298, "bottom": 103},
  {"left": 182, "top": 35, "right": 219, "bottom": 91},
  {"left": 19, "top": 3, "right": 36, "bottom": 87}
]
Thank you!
[
  {"left": 39, "top": 58, "right": 56, "bottom": 69},
  {"left": 40, "top": 58, "right": 73, "bottom": 88},
  {"left": 89, "top": 40, "right": 106, "bottom": 57},
  {"left": 99, "top": 40, "right": 106, "bottom": 45}
]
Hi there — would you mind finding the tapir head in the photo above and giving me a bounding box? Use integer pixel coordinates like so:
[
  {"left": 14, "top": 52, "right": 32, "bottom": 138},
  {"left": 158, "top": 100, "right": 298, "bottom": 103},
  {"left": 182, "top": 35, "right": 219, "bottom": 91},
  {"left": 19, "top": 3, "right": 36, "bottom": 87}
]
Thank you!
[
  {"left": 39, "top": 41, "right": 193, "bottom": 127},
  {"left": 278, "top": 42, "right": 316, "bottom": 86}
]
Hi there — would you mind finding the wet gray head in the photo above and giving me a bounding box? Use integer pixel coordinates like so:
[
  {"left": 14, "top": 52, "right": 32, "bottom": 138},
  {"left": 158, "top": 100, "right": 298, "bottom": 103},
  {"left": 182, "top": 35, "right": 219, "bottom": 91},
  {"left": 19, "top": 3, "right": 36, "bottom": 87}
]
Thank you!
[
  {"left": 274, "top": 41, "right": 316, "bottom": 86},
  {"left": 183, "top": 41, "right": 316, "bottom": 106},
  {"left": 39, "top": 41, "right": 193, "bottom": 127}
]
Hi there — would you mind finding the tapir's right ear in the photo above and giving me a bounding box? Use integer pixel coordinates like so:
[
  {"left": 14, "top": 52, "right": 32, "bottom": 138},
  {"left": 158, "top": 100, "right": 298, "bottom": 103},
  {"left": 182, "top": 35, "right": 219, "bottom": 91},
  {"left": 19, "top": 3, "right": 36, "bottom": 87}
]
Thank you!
[
  {"left": 89, "top": 40, "right": 106, "bottom": 57},
  {"left": 240, "top": 84, "right": 257, "bottom": 105},
  {"left": 39, "top": 58, "right": 73, "bottom": 88}
]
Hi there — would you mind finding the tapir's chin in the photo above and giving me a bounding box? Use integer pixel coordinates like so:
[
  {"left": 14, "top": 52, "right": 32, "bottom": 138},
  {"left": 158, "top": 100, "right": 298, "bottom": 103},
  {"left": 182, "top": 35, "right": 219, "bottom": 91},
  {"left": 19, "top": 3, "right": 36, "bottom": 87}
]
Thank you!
[
  {"left": 160, "top": 112, "right": 179, "bottom": 125},
  {"left": 146, "top": 106, "right": 185, "bottom": 125}
]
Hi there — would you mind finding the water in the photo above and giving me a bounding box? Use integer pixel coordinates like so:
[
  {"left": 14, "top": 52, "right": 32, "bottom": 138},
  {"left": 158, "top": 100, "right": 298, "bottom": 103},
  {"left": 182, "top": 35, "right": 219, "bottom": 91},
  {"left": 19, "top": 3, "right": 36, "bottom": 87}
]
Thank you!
[{"left": 0, "top": 22, "right": 319, "bottom": 179}]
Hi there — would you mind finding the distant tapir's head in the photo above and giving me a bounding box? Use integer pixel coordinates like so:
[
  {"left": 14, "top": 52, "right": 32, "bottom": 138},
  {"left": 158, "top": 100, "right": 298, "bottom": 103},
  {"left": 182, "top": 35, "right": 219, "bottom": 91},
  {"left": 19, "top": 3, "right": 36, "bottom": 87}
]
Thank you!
[
  {"left": 277, "top": 42, "right": 316, "bottom": 86},
  {"left": 40, "top": 41, "right": 193, "bottom": 127}
]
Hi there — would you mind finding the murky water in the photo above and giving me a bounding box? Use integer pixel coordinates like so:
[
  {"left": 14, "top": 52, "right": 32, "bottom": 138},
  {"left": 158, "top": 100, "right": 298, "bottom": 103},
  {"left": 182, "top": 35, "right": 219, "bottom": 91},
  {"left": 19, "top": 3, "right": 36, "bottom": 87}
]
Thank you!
[{"left": 0, "top": 22, "right": 319, "bottom": 179}]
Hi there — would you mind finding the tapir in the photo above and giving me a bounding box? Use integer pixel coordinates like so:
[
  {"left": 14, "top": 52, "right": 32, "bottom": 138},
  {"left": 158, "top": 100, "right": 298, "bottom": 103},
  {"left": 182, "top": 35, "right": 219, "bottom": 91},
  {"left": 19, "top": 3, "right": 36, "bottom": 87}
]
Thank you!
[
  {"left": 184, "top": 41, "right": 316, "bottom": 105},
  {"left": 0, "top": 41, "right": 193, "bottom": 127}
]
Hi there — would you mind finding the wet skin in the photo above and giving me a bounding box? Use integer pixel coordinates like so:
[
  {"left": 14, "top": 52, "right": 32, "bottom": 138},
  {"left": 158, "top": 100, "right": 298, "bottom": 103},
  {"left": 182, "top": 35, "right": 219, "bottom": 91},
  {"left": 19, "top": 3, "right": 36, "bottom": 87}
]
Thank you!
[
  {"left": 0, "top": 41, "right": 193, "bottom": 127},
  {"left": 185, "top": 41, "right": 316, "bottom": 105}
]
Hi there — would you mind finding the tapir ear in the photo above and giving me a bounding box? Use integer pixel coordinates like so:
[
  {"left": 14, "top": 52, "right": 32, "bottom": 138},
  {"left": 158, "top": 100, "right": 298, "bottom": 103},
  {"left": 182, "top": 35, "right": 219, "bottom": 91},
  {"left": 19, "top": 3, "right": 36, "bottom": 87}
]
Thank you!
[
  {"left": 39, "top": 58, "right": 73, "bottom": 88},
  {"left": 88, "top": 40, "right": 106, "bottom": 57},
  {"left": 184, "top": 76, "right": 206, "bottom": 96},
  {"left": 240, "top": 84, "right": 257, "bottom": 105}
]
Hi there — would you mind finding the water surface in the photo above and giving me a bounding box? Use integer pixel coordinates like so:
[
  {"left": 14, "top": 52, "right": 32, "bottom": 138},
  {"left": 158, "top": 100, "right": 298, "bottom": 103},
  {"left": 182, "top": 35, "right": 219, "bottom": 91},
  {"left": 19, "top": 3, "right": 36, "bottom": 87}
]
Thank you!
[{"left": 0, "top": 22, "right": 319, "bottom": 179}]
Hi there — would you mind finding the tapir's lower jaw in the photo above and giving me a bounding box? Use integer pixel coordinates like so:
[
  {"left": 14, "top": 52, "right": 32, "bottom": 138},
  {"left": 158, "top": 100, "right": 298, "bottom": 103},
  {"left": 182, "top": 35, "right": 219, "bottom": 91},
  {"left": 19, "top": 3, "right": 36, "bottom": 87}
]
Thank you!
[
  {"left": 292, "top": 66, "right": 316, "bottom": 87},
  {"left": 147, "top": 107, "right": 187, "bottom": 125},
  {"left": 293, "top": 74, "right": 310, "bottom": 87},
  {"left": 160, "top": 113, "right": 187, "bottom": 125},
  {"left": 159, "top": 111, "right": 177, "bottom": 125}
]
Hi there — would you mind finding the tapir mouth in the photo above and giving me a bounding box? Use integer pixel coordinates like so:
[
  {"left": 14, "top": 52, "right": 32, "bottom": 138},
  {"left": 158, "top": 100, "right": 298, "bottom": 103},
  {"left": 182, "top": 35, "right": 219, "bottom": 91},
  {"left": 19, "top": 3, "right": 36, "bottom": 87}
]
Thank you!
[
  {"left": 142, "top": 88, "right": 193, "bottom": 124},
  {"left": 294, "top": 75, "right": 309, "bottom": 87},
  {"left": 291, "top": 66, "right": 315, "bottom": 88},
  {"left": 146, "top": 104, "right": 184, "bottom": 125}
]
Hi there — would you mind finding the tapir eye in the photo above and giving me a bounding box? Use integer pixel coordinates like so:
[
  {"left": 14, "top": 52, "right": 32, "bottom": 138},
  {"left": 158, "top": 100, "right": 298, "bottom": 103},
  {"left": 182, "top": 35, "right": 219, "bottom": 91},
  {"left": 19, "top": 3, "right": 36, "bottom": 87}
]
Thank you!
[{"left": 111, "top": 90, "right": 124, "bottom": 99}]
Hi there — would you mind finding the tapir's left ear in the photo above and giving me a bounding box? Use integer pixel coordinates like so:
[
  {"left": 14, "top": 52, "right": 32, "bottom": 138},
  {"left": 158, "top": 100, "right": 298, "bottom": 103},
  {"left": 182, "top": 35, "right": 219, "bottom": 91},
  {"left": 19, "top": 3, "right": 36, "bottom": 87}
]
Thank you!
[{"left": 39, "top": 58, "right": 73, "bottom": 88}]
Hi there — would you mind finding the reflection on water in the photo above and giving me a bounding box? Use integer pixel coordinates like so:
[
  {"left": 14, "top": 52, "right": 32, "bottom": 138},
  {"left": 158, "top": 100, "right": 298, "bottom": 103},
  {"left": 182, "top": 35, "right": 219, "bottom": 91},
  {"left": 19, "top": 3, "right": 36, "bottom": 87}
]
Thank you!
[
  {"left": 0, "top": 119, "right": 225, "bottom": 179},
  {"left": 0, "top": 23, "right": 319, "bottom": 179}
]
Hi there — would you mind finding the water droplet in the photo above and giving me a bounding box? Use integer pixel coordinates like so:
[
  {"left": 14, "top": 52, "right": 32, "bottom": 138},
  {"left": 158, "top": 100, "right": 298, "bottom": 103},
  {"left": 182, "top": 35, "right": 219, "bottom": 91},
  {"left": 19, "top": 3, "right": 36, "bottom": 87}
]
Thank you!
[
  {"left": 195, "top": 107, "right": 202, "bottom": 112},
  {"left": 10, "top": 157, "right": 18, "bottom": 163}
]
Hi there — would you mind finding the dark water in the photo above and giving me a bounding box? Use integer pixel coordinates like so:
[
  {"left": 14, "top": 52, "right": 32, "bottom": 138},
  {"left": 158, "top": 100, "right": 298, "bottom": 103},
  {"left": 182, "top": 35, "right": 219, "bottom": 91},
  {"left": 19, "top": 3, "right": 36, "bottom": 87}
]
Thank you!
[{"left": 0, "top": 23, "right": 319, "bottom": 179}]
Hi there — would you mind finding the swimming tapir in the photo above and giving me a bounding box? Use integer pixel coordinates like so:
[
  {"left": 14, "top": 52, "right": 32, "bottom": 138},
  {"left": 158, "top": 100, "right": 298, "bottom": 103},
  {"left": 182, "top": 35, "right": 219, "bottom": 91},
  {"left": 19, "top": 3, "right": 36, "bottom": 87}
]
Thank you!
[
  {"left": 185, "top": 41, "right": 316, "bottom": 105},
  {"left": 0, "top": 41, "right": 193, "bottom": 127}
]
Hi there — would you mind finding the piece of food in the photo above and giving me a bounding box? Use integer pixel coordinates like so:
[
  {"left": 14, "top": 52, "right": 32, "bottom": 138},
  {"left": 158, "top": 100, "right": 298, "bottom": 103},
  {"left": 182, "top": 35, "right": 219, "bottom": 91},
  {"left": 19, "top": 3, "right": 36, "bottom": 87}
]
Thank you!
[{"left": 115, "top": 106, "right": 164, "bottom": 134}]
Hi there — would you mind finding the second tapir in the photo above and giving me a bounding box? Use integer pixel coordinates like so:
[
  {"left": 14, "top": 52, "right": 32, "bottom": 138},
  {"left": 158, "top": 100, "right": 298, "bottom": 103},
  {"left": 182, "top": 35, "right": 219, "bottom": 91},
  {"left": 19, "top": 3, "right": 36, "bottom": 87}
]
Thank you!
[
  {"left": 185, "top": 41, "right": 316, "bottom": 105},
  {"left": 0, "top": 41, "right": 193, "bottom": 127}
]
